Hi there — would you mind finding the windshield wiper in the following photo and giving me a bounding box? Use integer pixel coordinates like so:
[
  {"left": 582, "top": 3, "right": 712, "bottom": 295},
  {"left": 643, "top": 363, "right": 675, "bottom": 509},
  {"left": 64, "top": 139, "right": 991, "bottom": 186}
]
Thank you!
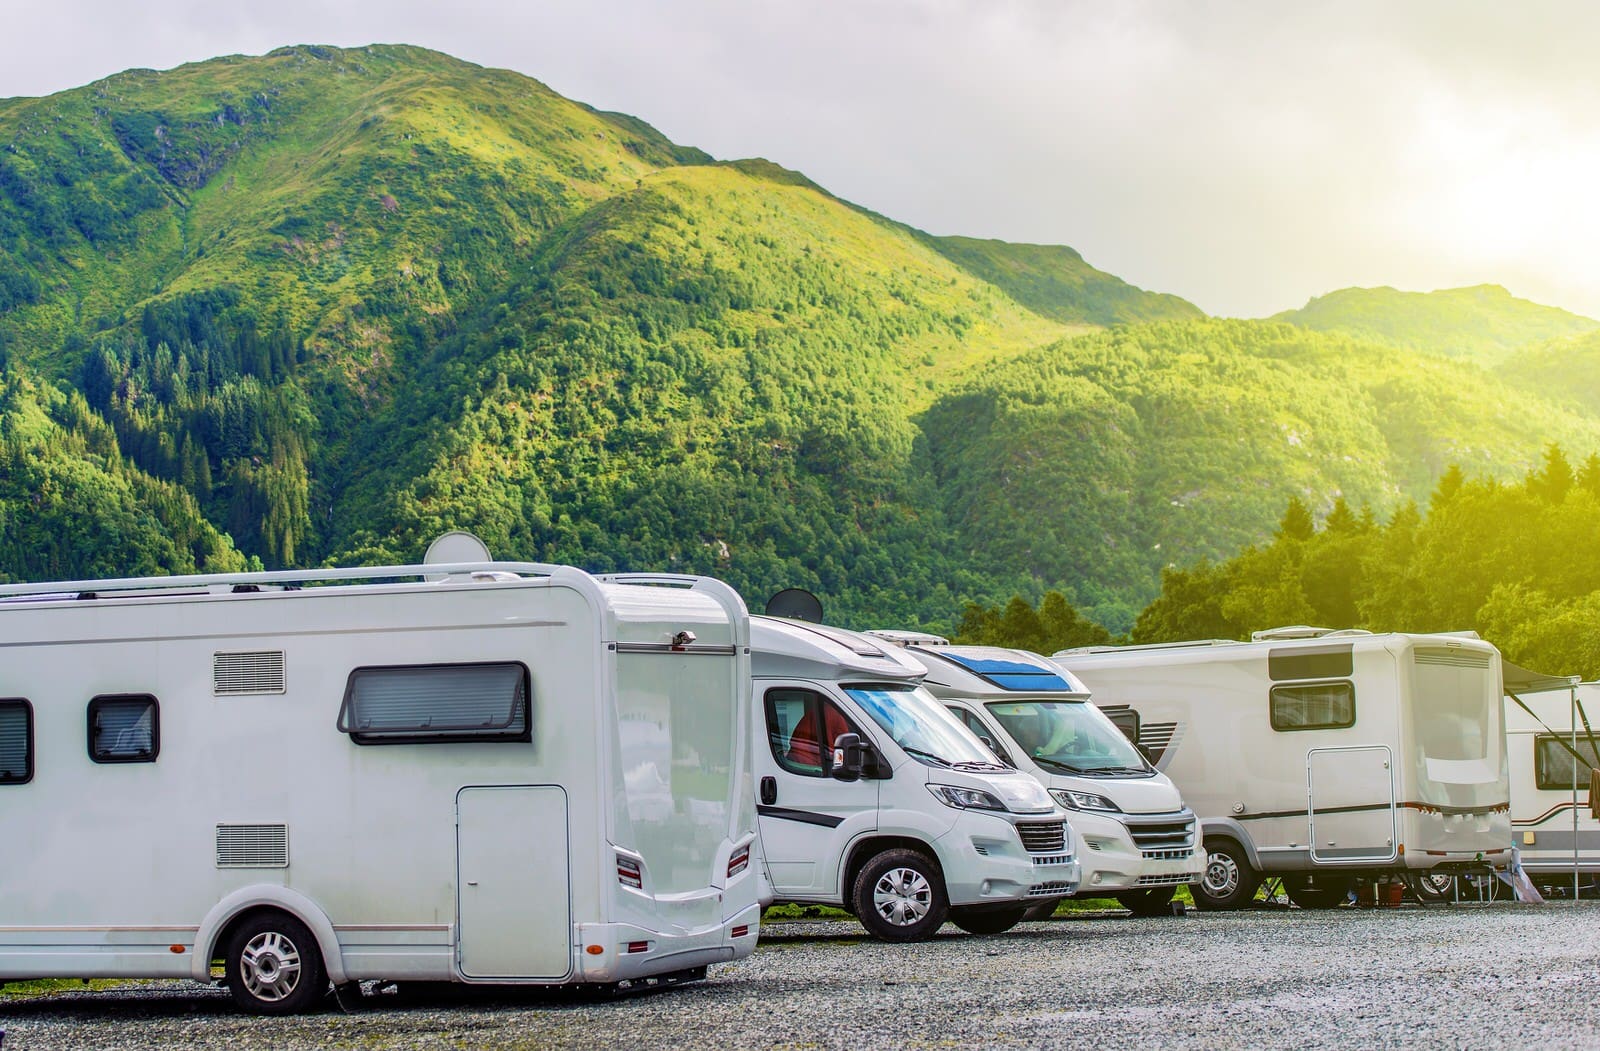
[
  {"left": 901, "top": 746, "right": 952, "bottom": 767},
  {"left": 1097, "top": 765, "right": 1152, "bottom": 775},
  {"left": 1031, "top": 756, "right": 1090, "bottom": 774},
  {"left": 952, "top": 760, "right": 1009, "bottom": 773}
]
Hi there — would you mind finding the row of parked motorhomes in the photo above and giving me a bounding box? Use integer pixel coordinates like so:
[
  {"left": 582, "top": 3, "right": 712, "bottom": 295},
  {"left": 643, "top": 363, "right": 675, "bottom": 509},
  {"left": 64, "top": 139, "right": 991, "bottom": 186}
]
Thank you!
[{"left": 0, "top": 533, "right": 1592, "bottom": 1013}]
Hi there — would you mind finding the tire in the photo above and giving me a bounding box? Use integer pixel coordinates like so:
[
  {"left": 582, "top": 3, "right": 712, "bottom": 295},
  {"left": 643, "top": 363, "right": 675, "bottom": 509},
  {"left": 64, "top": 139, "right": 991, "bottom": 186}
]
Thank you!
[
  {"left": 1282, "top": 873, "right": 1353, "bottom": 909},
  {"left": 851, "top": 848, "right": 950, "bottom": 942},
  {"left": 1407, "top": 871, "right": 1455, "bottom": 904},
  {"left": 1191, "top": 837, "right": 1261, "bottom": 911},
  {"left": 224, "top": 912, "right": 327, "bottom": 1015},
  {"left": 949, "top": 905, "right": 1028, "bottom": 935},
  {"left": 1115, "top": 886, "right": 1178, "bottom": 917}
]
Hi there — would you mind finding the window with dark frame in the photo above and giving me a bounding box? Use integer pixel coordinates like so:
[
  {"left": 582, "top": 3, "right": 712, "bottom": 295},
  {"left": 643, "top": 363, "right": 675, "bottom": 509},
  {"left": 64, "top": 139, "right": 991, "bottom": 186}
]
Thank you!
[
  {"left": 947, "top": 704, "right": 1012, "bottom": 765},
  {"left": 764, "top": 688, "right": 863, "bottom": 777},
  {"left": 1534, "top": 734, "right": 1600, "bottom": 792},
  {"left": 337, "top": 662, "right": 531, "bottom": 745},
  {"left": 1269, "top": 681, "right": 1355, "bottom": 732},
  {"left": 88, "top": 694, "right": 159, "bottom": 763},
  {"left": 0, "top": 699, "right": 33, "bottom": 784}
]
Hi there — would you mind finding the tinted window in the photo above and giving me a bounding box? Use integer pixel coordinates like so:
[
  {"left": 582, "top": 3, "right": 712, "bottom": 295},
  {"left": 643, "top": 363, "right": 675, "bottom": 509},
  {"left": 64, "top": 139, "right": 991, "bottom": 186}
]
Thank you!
[
  {"left": 338, "top": 663, "right": 530, "bottom": 744},
  {"left": 88, "top": 695, "right": 160, "bottom": 763},
  {"left": 1535, "top": 735, "right": 1600, "bottom": 791},
  {"left": 1270, "top": 682, "right": 1355, "bottom": 731},
  {"left": 1269, "top": 644, "right": 1353, "bottom": 681},
  {"left": 764, "top": 688, "right": 863, "bottom": 777},
  {"left": 0, "top": 700, "right": 32, "bottom": 784}
]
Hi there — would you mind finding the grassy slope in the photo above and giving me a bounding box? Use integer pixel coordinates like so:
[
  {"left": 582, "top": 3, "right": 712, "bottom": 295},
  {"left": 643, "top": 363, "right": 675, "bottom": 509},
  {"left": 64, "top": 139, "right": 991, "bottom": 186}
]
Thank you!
[{"left": 1270, "top": 284, "right": 1599, "bottom": 365}]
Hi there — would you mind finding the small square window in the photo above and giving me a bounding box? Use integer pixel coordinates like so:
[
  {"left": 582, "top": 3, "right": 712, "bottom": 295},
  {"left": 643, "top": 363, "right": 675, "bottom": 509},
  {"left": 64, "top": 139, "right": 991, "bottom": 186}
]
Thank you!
[
  {"left": 1270, "top": 682, "right": 1355, "bottom": 732},
  {"left": 89, "top": 695, "right": 160, "bottom": 763},
  {"left": 0, "top": 699, "right": 34, "bottom": 784},
  {"left": 338, "top": 662, "right": 531, "bottom": 745}
]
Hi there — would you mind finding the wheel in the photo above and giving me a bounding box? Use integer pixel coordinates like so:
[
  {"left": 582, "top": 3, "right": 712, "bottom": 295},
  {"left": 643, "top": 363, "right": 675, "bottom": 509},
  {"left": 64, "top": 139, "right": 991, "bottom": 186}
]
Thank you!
[
  {"left": 1282, "top": 873, "right": 1353, "bottom": 909},
  {"left": 1115, "top": 886, "right": 1177, "bottom": 917},
  {"left": 851, "top": 848, "right": 950, "bottom": 942},
  {"left": 224, "top": 912, "right": 327, "bottom": 1015},
  {"left": 1407, "top": 871, "right": 1455, "bottom": 904},
  {"left": 1191, "top": 837, "right": 1261, "bottom": 910},
  {"left": 949, "top": 905, "right": 1028, "bottom": 935}
]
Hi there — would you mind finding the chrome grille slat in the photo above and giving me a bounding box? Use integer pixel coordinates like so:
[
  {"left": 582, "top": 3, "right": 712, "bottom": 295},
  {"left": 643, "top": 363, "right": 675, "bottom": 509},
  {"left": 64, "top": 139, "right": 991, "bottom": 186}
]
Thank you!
[{"left": 1016, "top": 821, "right": 1067, "bottom": 854}]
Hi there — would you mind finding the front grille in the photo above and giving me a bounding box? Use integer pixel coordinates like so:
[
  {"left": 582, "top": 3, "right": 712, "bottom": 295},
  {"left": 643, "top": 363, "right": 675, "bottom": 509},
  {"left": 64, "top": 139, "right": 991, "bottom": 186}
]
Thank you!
[
  {"left": 1028, "top": 881, "right": 1074, "bottom": 897},
  {"left": 1143, "top": 848, "right": 1195, "bottom": 862},
  {"left": 1126, "top": 815, "right": 1195, "bottom": 852},
  {"left": 1136, "top": 873, "right": 1194, "bottom": 886},
  {"left": 1031, "top": 854, "right": 1073, "bottom": 867},
  {"left": 1016, "top": 821, "right": 1067, "bottom": 854}
]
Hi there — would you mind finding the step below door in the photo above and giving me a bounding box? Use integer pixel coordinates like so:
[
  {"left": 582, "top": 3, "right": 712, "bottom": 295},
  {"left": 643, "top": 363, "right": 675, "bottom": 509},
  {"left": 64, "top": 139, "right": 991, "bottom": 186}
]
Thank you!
[
  {"left": 1307, "top": 746, "right": 1398, "bottom": 864},
  {"left": 457, "top": 785, "right": 570, "bottom": 979}
]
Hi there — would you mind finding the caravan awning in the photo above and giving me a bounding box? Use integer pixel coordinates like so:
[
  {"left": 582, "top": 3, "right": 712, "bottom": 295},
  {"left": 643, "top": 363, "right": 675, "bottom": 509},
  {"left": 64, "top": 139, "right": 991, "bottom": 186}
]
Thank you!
[{"left": 1503, "top": 659, "right": 1581, "bottom": 695}]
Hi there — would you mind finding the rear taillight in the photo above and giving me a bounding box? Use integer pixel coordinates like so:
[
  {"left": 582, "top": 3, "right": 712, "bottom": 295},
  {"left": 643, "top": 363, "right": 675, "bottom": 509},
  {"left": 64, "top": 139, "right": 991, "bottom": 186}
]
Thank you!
[
  {"left": 617, "top": 855, "right": 643, "bottom": 889},
  {"left": 730, "top": 925, "right": 751, "bottom": 938},
  {"left": 728, "top": 844, "right": 750, "bottom": 878},
  {"left": 626, "top": 940, "right": 651, "bottom": 954}
]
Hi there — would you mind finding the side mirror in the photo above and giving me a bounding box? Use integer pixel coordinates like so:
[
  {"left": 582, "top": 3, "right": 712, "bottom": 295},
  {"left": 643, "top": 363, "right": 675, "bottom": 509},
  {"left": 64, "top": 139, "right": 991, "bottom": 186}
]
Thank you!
[{"left": 831, "top": 732, "right": 865, "bottom": 781}]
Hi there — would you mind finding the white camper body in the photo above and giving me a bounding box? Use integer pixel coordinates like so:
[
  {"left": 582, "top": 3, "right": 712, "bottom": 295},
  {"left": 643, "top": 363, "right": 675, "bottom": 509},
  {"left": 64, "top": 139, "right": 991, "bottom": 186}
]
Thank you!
[
  {"left": 0, "top": 552, "right": 759, "bottom": 1012},
  {"left": 879, "top": 641, "right": 1203, "bottom": 915},
  {"left": 1055, "top": 629, "right": 1514, "bottom": 910},
  {"left": 1504, "top": 678, "right": 1599, "bottom": 888},
  {"left": 750, "top": 618, "right": 1079, "bottom": 940}
]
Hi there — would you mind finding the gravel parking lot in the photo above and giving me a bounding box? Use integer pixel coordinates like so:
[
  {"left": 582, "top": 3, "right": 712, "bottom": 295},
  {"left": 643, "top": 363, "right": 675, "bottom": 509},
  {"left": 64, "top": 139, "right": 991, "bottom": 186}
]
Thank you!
[{"left": 4, "top": 901, "right": 1599, "bottom": 1050}]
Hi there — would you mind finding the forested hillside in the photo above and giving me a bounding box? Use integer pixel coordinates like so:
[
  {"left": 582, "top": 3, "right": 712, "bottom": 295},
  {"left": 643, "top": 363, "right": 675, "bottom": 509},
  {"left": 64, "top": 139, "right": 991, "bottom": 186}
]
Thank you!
[
  {"left": 5, "top": 44, "right": 1600, "bottom": 637},
  {"left": 1271, "top": 284, "right": 1598, "bottom": 364}
]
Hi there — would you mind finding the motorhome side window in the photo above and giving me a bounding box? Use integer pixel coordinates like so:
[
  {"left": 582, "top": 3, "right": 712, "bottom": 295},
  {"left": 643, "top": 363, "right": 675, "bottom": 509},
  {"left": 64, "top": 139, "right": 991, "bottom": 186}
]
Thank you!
[
  {"left": 1533, "top": 735, "right": 1600, "bottom": 791},
  {"left": 0, "top": 699, "right": 33, "bottom": 784},
  {"left": 764, "top": 688, "right": 862, "bottom": 777},
  {"left": 1269, "top": 682, "right": 1355, "bottom": 731},
  {"left": 337, "top": 662, "right": 531, "bottom": 745},
  {"left": 87, "top": 695, "right": 159, "bottom": 763},
  {"left": 947, "top": 705, "right": 1012, "bottom": 764}
]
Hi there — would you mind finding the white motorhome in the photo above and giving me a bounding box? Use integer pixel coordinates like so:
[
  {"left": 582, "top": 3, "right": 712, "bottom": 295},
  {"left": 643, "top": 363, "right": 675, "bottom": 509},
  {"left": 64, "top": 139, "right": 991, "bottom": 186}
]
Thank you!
[
  {"left": 1055, "top": 628, "right": 1516, "bottom": 909},
  {"left": 872, "top": 638, "right": 1203, "bottom": 916},
  {"left": 0, "top": 541, "right": 760, "bottom": 1013},
  {"left": 1504, "top": 676, "right": 1598, "bottom": 893},
  {"left": 751, "top": 617, "right": 1079, "bottom": 940}
]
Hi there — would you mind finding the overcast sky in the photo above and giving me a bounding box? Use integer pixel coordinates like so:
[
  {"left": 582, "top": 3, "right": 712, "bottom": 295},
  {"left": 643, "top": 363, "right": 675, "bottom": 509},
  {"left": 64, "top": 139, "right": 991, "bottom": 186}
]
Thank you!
[{"left": 5, "top": 1, "right": 1598, "bottom": 319}]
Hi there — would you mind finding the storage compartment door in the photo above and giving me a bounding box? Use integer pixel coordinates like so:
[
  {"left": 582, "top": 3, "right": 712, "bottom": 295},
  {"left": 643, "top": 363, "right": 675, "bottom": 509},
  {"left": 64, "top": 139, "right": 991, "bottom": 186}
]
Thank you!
[
  {"left": 457, "top": 785, "right": 570, "bottom": 979},
  {"left": 1307, "top": 746, "right": 1398, "bottom": 864}
]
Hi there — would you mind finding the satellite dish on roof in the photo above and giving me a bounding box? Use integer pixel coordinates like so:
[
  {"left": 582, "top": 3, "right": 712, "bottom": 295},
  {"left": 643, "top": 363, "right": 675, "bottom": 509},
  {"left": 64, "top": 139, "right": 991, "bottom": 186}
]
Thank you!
[
  {"left": 766, "top": 588, "right": 823, "bottom": 623},
  {"left": 424, "top": 532, "right": 492, "bottom": 580}
]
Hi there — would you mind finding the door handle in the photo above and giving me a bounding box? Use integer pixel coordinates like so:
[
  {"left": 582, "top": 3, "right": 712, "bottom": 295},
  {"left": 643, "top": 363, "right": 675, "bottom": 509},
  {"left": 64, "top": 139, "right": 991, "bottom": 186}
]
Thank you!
[{"left": 760, "top": 776, "right": 777, "bottom": 805}]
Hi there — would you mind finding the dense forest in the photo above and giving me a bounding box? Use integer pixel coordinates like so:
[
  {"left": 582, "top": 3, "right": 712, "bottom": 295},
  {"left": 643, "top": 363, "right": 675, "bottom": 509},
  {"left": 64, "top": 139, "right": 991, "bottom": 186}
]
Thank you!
[{"left": 5, "top": 44, "right": 1600, "bottom": 649}]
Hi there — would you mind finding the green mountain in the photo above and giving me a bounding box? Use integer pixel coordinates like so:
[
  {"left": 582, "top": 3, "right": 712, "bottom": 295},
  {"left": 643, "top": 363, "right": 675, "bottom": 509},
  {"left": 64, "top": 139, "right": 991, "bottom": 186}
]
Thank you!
[
  {"left": 1270, "top": 284, "right": 1598, "bottom": 365},
  {"left": 1499, "top": 329, "right": 1600, "bottom": 417},
  {"left": 5, "top": 44, "right": 1600, "bottom": 636}
]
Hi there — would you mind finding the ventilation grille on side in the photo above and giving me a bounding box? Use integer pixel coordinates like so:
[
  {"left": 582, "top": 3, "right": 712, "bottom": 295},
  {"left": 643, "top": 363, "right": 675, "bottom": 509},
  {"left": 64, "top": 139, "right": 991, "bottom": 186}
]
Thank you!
[
  {"left": 1414, "top": 648, "right": 1492, "bottom": 669},
  {"left": 214, "top": 651, "right": 286, "bottom": 696},
  {"left": 216, "top": 824, "right": 289, "bottom": 868}
]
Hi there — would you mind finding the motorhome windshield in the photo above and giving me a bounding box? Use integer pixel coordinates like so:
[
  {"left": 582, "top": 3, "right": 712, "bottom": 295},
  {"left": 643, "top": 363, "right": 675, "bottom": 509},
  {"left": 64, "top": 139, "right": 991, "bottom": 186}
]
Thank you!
[
  {"left": 985, "top": 700, "right": 1150, "bottom": 775},
  {"left": 844, "top": 685, "right": 1005, "bottom": 769}
]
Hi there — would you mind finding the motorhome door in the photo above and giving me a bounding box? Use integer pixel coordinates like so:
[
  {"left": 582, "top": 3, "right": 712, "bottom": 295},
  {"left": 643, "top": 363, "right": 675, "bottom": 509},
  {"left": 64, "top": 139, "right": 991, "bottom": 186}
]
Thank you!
[
  {"left": 756, "top": 685, "right": 880, "bottom": 897},
  {"left": 1307, "top": 746, "right": 1398, "bottom": 864},
  {"left": 456, "top": 785, "right": 571, "bottom": 979}
]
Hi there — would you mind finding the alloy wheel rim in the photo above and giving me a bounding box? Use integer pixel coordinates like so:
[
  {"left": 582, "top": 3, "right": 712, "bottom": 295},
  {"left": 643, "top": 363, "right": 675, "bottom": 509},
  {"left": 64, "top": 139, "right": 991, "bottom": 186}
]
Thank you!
[
  {"left": 240, "top": 930, "right": 303, "bottom": 1002},
  {"left": 1203, "top": 851, "right": 1240, "bottom": 897}
]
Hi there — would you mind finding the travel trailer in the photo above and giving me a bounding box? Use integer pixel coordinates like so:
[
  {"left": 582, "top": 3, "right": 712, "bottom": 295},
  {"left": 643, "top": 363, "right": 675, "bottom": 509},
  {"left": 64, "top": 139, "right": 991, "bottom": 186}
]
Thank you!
[
  {"left": 751, "top": 617, "right": 1079, "bottom": 940},
  {"left": 1504, "top": 676, "right": 1597, "bottom": 894},
  {"left": 0, "top": 537, "right": 760, "bottom": 1013},
  {"left": 1055, "top": 628, "right": 1517, "bottom": 909},
  {"left": 869, "top": 636, "right": 1203, "bottom": 916}
]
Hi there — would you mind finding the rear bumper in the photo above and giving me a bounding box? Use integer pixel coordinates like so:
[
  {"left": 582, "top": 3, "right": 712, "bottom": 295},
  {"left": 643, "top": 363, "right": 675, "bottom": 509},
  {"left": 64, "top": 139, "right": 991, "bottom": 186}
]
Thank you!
[{"left": 573, "top": 903, "right": 761, "bottom": 983}]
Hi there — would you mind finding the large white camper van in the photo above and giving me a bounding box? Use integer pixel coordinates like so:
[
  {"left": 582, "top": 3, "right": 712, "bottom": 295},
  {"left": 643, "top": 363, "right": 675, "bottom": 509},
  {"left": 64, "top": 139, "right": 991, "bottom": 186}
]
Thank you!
[
  {"left": 0, "top": 542, "right": 760, "bottom": 1012},
  {"left": 751, "top": 617, "right": 1079, "bottom": 940},
  {"left": 1504, "top": 676, "right": 1598, "bottom": 892},
  {"left": 1056, "top": 628, "right": 1515, "bottom": 909},
  {"left": 872, "top": 638, "right": 1203, "bottom": 916}
]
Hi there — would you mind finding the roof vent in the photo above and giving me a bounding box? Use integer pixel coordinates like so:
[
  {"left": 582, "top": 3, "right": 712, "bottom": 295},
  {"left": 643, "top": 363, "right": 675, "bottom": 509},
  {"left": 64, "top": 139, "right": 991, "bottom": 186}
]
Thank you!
[{"left": 1251, "top": 625, "right": 1336, "bottom": 642}]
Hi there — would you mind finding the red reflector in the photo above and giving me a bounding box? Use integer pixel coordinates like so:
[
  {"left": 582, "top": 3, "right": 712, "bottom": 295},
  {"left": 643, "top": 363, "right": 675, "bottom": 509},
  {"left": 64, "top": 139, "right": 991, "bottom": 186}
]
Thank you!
[
  {"left": 730, "top": 925, "right": 750, "bottom": 938},
  {"left": 728, "top": 845, "right": 750, "bottom": 878},
  {"left": 626, "top": 941, "right": 650, "bottom": 954}
]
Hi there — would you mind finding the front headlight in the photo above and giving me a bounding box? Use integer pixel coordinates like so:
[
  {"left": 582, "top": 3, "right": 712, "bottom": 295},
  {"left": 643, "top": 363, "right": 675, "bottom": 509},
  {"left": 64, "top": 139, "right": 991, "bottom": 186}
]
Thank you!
[
  {"left": 928, "top": 784, "right": 1007, "bottom": 811},
  {"left": 1050, "top": 788, "right": 1122, "bottom": 812}
]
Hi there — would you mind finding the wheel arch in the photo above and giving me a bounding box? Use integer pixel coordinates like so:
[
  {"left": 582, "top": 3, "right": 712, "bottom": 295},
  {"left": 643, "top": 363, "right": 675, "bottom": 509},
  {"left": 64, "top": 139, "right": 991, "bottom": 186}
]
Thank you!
[
  {"left": 841, "top": 834, "right": 945, "bottom": 902},
  {"left": 1200, "top": 818, "right": 1264, "bottom": 869},
  {"left": 192, "top": 885, "right": 346, "bottom": 984}
]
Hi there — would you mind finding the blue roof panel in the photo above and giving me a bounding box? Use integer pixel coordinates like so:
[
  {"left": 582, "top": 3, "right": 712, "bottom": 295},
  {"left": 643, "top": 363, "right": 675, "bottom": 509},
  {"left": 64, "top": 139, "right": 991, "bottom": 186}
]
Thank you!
[{"left": 940, "top": 652, "right": 1076, "bottom": 692}]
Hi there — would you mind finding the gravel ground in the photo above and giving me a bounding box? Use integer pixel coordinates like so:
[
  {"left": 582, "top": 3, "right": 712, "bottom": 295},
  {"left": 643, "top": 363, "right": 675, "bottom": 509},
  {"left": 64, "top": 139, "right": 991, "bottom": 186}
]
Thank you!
[{"left": 4, "top": 901, "right": 1599, "bottom": 1050}]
